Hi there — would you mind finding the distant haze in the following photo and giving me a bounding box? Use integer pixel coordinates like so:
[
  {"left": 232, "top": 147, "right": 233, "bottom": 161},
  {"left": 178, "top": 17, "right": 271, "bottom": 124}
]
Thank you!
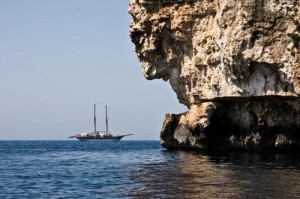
[{"left": 0, "top": 0, "right": 186, "bottom": 140}]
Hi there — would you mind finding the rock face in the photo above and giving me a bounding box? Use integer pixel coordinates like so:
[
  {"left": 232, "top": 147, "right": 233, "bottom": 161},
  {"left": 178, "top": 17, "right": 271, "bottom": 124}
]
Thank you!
[{"left": 129, "top": 0, "right": 300, "bottom": 151}]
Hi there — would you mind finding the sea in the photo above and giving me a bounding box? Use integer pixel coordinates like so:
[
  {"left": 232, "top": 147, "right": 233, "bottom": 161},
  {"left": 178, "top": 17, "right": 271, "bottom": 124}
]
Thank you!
[{"left": 0, "top": 141, "right": 300, "bottom": 199}]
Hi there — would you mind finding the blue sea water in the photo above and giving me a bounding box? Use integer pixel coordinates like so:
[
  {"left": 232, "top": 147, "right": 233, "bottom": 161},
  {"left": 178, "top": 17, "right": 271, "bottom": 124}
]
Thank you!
[{"left": 0, "top": 141, "right": 300, "bottom": 199}]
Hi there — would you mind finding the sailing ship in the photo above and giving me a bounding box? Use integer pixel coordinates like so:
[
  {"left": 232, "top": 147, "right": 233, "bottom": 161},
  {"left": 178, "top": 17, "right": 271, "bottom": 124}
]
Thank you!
[{"left": 69, "top": 104, "right": 133, "bottom": 141}]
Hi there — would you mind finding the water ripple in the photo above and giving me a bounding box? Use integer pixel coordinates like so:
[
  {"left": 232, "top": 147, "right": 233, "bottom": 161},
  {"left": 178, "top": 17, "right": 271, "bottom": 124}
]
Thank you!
[{"left": 0, "top": 141, "right": 300, "bottom": 198}]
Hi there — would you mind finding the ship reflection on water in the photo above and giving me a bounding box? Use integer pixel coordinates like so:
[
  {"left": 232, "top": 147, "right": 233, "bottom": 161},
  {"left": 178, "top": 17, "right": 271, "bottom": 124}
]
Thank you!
[{"left": 128, "top": 151, "right": 300, "bottom": 199}]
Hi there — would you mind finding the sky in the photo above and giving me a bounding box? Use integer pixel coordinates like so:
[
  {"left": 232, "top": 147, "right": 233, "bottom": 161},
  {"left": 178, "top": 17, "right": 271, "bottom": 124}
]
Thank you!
[{"left": 0, "top": 0, "right": 187, "bottom": 140}]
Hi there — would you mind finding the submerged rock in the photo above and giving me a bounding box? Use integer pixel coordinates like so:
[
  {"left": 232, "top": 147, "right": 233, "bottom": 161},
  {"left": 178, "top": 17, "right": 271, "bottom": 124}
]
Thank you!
[{"left": 129, "top": 0, "right": 300, "bottom": 151}]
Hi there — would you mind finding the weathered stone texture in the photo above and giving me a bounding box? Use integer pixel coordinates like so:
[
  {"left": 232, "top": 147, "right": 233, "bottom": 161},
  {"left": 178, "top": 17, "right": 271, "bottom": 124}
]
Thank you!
[
  {"left": 129, "top": 0, "right": 300, "bottom": 151},
  {"left": 160, "top": 101, "right": 300, "bottom": 151}
]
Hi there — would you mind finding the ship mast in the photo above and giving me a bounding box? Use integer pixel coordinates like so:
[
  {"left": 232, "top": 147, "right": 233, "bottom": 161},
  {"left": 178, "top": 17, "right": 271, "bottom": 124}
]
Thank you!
[
  {"left": 106, "top": 105, "right": 108, "bottom": 135},
  {"left": 94, "top": 104, "right": 96, "bottom": 133}
]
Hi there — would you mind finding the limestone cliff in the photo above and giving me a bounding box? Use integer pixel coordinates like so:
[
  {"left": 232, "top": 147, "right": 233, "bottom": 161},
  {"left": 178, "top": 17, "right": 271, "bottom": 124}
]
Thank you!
[{"left": 129, "top": 0, "right": 300, "bottom": 151}]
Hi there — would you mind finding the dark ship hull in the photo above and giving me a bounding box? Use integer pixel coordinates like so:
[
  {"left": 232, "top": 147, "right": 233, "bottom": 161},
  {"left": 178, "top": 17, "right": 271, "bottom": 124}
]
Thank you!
[
  {"left": 77, "top": 137, "right": 122, "bottom": 141},
  {"left": 71, "top": 134, "right": 132, "bottom": 141}
]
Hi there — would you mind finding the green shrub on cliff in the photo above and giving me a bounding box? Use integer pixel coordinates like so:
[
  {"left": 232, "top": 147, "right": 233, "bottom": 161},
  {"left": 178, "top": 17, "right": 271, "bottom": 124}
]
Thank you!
[
  {"left": 288, "top": 33, "right": 300, "bottom": 47},
  {"left": 295, "top": 21, "right": 300, "bottom": 32}
]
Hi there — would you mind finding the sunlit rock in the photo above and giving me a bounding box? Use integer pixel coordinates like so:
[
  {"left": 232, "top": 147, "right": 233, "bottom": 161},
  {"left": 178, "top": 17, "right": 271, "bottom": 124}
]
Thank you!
[{"left": 129, "top": 0, "right": 300, "bottom": 151}]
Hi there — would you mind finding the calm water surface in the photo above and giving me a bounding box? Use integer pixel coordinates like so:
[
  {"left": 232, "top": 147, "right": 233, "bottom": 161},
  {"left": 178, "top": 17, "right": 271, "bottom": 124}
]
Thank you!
[{"left": 0, "top": 141, "right": 300, "bottom": 199}]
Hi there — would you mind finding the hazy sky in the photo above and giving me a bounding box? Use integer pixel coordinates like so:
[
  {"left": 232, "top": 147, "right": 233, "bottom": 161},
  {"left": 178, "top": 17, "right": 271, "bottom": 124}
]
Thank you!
[{"left": 0, "top": 0, "right": 187, "bottom": 140}]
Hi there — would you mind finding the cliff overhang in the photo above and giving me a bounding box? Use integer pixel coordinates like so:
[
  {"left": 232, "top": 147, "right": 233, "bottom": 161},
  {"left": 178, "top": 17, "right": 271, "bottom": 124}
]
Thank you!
[{"left": 129, "top": 0, "right": 300, "bottom": 151}]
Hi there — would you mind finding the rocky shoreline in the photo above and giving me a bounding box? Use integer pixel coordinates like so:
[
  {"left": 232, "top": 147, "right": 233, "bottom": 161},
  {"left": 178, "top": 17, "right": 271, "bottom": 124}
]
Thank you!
[
  {"left": 160, "top": 100, "right": 300, "bottom": 151},
  {"left": 129, "top": 0, "right": 300, "bottom": 151}
]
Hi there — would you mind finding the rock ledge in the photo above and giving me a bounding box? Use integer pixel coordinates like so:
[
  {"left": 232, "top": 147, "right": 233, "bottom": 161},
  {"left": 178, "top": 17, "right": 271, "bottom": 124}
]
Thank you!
[{"left": 129, "top": 0, "right": 300, "bottom": 151}]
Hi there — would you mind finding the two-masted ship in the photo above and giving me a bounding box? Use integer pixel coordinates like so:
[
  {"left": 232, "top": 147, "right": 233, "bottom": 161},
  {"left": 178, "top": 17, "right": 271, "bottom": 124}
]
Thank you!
[{"left": 69, "top": 104, "right": 133, "bottom": 141}]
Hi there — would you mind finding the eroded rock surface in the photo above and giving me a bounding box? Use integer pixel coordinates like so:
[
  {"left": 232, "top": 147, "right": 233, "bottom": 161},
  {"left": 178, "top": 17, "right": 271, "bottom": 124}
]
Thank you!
[{"left": 129, "top": 0, "right": 300, "bottom": 151}]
